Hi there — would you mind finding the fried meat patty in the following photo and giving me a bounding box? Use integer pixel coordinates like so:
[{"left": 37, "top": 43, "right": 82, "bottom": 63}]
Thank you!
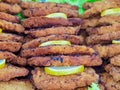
[
  {"left": 31, "top": 68, "right": 99, "bottom": 90},
  {"left": 81, "top": 18, "right": 99, "bottom": 29},
  {"left": 93, "top": 44, "right": 120, "bottom": 58},
  {"left": 105, "top": 64, "right": 120, "bottom": 82},
  {"left": 21, "top": 45, "right": 96, "bottom": 58},
  {"left": 0, "top": 80, "right": 34, "bottom": 90},
  {"left": 81, "top": 15, "right": 120, "bottom": 29},
  {"left": 0, "top": 12, "right": 20, "bottom": 23},
  {"left": 22, "top": 34, "right": 84, "bottom": 49},
  {"left": 110, "top": 54, "right": 120, "bottom": 66},
  {"left": 0, "top": 19, "right": 24, "bottom": 33},
  {"left": 0, "top": 51, "right": 26, "bottom": 66},
  {"left": 0, "top": 41, "right": 22, "bottom": 52},
  {"left": 100, "top": 73, "right": 120, "bottom": 90},
  {"left": 25, "top": 26, "right": 80, "bottom": 37},
  {"left": 98, "top": 15, "right": 120, "bottom": 25},
  {"left": 0, "top": 33, "right": 23, "bottom": 42},
  {"left": 80, "top": 0, "right": 120, "bottom": 19},
  {"left": 20, "top": 2, "right": 78, "bottom": 10},
  {"left": 82, "top": 2, "right": 93, "bottom": 10},
  {"left": 28, "top": 54, "right": 102, "bottom": 66},
  {"left": 22, "top": 17, "right": 81, "bottom": 28},
  {"left": 0, "top": 2, "right": 22, "bottom": 14},
  {"left": 86, "top": 31, "right": 120, "bottom": 45},
  {"left": 23, "top": 7, "right": 78, "bottom": 18},
  {"left": 0, "top": 64, "right": 29, "bottom": 81},
  {"left": 87, "top": 23, "right": 120, "bottom": 35},
  {"left": 3, "top": 0, "right": 21, "bottom": 4}
]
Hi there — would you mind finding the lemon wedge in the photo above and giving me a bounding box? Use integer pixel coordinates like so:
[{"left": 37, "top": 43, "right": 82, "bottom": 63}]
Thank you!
[
  {"left": 112, "top": 40, "right": 120, "bottom": 44},
  {"left": 101, "top": 8, "right": 120, "bottom": 16},
  {"left": 0, "top": 59, "right": 6, "bottom": 69},
  {"left": 45, "top": 65, "right": 84, "bottom": 76},
  {"left": 45, "top": 13, "right": 67, "bottom": 19},
  {"left": 0, "top": 28, "right": 2, "bottom": 33},
  {"left": 39, "top": 40, "right": 71, "bottom": 47}
]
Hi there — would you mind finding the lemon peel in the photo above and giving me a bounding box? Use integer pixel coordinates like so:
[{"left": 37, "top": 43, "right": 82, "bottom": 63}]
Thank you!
[
  {"left": 39, "top": 40, "right": 71, "bottom": 47},
  {"left": 101, "top": 8, "right": 120, "bottom": 16},
  {"left": 0, "top": 28, "right": 2, "bottom": 33},
  {"left": 45, "top": 13, "right": 67, "bottom": 19},
  {"left": 45, "top": 65, "right": 84, "bottom": 76}
]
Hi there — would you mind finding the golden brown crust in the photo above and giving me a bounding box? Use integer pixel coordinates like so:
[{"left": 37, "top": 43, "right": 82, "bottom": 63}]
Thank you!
[
  {"left": 110, "top": 54, "right": 120, "bottom": 66},
  {"left": 22, "top": 34, "right": 84, "bottom": 49},
  {"left": 82, "top": 2, "right": 93, "bottom": 10},
  {"left": 0, "top": 12, "right": 20, "bottom": 23},
  {"left": 100, "top": 73, "right": 120, "bottom": 90},
  {"left": 22, "top": 7, "right": 58, "bottom": 17},
  {"left": 20, "top": 2, "right": 78, "bottom": 10},
  {"left": 22, "top": 17, "right": 73, "bottom": 28},
  {"left": 56, "top": 4, "right": 78, "bottom": 10},
  {"left": 0, "top": 2, "right": 22, "bottom": 14},
  {"left": 3, "top": 0, "right": 21, "bottom": 4},
  {"left": 0, "top": 51, "right": 26, "bottom": 66},
  {"left": 105, "top": 64, "right": 120, "bottom": 82},
  {"left": 23, "top": 7, "right": 78, "bottom": 18},
  {"left": 28, "top": 55, "right": 102, "bottom": 66},
  {"left": 0, "top": 51, "right": 17, "bottom": 62},
  {"left": 0, "top": 41, "right": 22, "bottom": 52},
  {"left": 0, "top": 80, "right": 34, "bottom": 90},
  {"left": 80, "top": 0, "right": 120, "bottom": 19},
  {"left": 93, "top": 44, "right": 120, "bottom": 58},
  {"left": 86, "top": 31, "right": 120, "bottom": 45},
  {"left": 20, "top": 2, "right": 56, "bottom": 9},
  {"left": 0, "top": 19, "right": 24, "bottom": 33},
  {"left": 14, "top": 57, "right": 27, "bottom": 66},
  {"left": 0, "top": 64, "right": 29, "bottom": 81},
  {"left": 31, "top": 68, "right": 99, "bottom": 90},
  {"left": 87, "top": 23, "right": 120, "bottom": 35},
  {"left": 25, "top": 26, "right": 80, "bottom": 37},
  {"left": 98, "top": 15, "right": 120, "bottom": 25},
  {"left": 81, "top": 15, "right": 120, "bottom": 29},
  {"left": 0, "top": 33, "right": 23, "bottom": 42},
  {"left": 21, "top": 45, "right": 96, "bottom": 58},
  {"left": 81, "top": 18, "right": 99, "bottom": 29}
]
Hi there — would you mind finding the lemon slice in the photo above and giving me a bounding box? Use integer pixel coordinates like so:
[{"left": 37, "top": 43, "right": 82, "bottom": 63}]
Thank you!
[
  {"left": 45, "top": 13, "right": 67, "bottom": 19},
  {"left": 39, "top": 40, "right": 71, "bottom": 47},
  {"left": 101, "top": 8, "right": 120, "bottom": 16},
  {"left": 45, "top": 65, "right": 84, "bottom": 76},
  {"left": 112, "top": 40, "right": 120, "bottom": 44},
  {"left": 0, "top": 28, "right": 2, "bottom": 33},
  {"left": 0, "top": 59, "right": 6, "bottom": 69}
]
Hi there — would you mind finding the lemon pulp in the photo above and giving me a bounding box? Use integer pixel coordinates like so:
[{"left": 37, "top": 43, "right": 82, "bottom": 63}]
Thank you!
[
  {"left": 112, "top": 40, "right": 120, "bottom": 44},
  {"left": 101, "top": 8, "right": 120, "bottom": 16},
  {"left": 45, "top": 13, "right": 67, "bottom": 19},
  {"left": 45, "top": 65, "right": 84, "bottom": 76},
  {"left": 39, "top": 40, "right": 71, "bottom": 47},
  {"left": 0, "top": 59, "right": 6, "bottom": 69}
]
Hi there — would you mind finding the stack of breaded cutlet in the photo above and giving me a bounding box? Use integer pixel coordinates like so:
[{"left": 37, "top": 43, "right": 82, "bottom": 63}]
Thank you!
[
  {"left": 20, "top": 1, "right": 102, "bottom": 90},
  {"left": 80, "top": 0, "right": 120, "bottom": 89},
  {"left": 0, "top": 0, "right": 34, "bottom": 90}
]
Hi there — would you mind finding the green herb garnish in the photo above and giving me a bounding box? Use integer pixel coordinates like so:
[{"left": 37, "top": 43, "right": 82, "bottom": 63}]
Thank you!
[
  {"left": 16, "top": 13, "right": 25, "bottom": 20},
  {"left": 88, "top": 83, "right": 100, "bottom": 90}
]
